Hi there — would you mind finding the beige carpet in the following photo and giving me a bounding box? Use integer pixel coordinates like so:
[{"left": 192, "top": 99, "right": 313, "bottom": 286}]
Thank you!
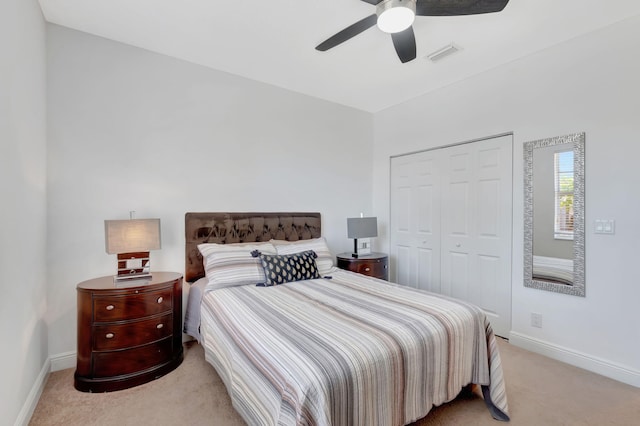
[{"left": 30, "top": 339, "right": 640, "bottom": 426}]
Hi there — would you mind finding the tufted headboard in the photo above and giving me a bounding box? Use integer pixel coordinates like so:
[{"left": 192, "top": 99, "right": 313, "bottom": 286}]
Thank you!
[{"left": 185, "top": 212, "right": 321, "bottom": 282}]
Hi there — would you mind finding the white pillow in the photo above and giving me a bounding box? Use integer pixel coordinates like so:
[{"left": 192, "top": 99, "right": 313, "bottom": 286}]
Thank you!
[
  {"left": 197, "top": 242, "right": 277, "bottom": 290},
  {"left": 270, "top": 237, "right": 336, "bottom": 276}
]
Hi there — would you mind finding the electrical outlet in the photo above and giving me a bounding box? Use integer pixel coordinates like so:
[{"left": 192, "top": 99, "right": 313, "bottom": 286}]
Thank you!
[{"left": 531, "top": 313, "right": 543, "bottom": 328}]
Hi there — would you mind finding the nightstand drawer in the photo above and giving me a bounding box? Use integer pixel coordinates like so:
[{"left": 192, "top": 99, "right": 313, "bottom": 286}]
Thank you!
[
  {"left": 355, "top": 261, "right": 387, "bottom": 278},
  {"left": 93, "top": 313, "right": 173, "bottom": 351},
  {"left": 92, "top": 337, "right": 174, "bottom": 378},
  {"left": 93, "top": 288, "right": 173, "bottom": 322}
]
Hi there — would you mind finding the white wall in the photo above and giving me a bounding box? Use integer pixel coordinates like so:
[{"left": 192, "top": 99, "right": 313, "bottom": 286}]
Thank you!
[
  {"left": 372, "top": 16, "right": 640, "bottom": 385},
  {"left": 0, "top": 1, "right": 48, "bottom": 424},
  {"left": 46, "top": 25, "right": 373, "bottom": 357}
]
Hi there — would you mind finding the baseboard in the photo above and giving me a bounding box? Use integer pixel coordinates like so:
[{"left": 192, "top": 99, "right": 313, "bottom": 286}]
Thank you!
[
  {"left": 50, "top": 351, "right": 76, "bottom": 372},
  {"left": 14, "top": 358, "right": 50, "bottom": 426},
  {"left": 14, "top": 352, "right": 76, "bottom": 426},
  {"left": 509, "top": 331, "right": 640, "bottom": 388}
]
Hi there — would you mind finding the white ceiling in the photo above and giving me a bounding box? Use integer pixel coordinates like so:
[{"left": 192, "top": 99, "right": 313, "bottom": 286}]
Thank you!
[{"left": 38, "top": 0, "right": 640, "bottom": 113}]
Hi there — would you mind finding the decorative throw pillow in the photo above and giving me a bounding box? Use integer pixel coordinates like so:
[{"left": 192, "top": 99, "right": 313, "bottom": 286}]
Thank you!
[
  {"left": 270, "top": 237, "right": 336, "bottom": 276},
  {"left": 252, "top": 250, "right": 320, "bottom": 286},
  {"left": 197, "top": 242, "right": 277, "bottom": 291}
]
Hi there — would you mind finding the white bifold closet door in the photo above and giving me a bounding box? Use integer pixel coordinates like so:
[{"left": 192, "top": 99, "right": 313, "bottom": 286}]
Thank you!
[{"left": 390, "top": 134, "right": 513, "bottom": 337}]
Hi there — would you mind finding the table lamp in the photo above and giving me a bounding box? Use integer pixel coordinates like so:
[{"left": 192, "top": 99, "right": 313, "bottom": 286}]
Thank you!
[
  {"left": 104, "top": 215, "right": 161, "bottom": 281},
  {"left": 347, "top": 216, "right": 378, "bottom": 258}
]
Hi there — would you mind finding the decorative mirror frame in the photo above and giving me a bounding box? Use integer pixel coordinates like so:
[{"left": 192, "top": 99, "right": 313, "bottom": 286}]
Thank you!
[{"left": 524, "top": 132, "right": 585, "bottom": 296}]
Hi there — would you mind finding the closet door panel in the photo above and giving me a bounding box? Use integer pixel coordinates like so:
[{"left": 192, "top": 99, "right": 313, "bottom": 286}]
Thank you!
[
  {"left": 391, "top": 163, "right": 412, "bottom": 286},
  {"left": 417, "top": 247, "right": 437, "bottom": 293},
  {"left": 396, "top": 245, "right": 411, "bottom": 287},
  {"left": 447, "top": 252, "right": 470, "bottom": 300},
  {"left": 477, "top": 254, "right": 500, "bottom": 315},
  {"left": 390, "top": 151, "right": 441, "bottom": 290},
  {"left": 440, "top": 135, "right": 513, "bottom": 337}
]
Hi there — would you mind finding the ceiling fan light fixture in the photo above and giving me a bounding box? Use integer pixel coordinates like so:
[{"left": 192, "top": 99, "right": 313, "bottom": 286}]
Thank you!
[{"left": 377, "top": 0, "right": 416, "bottom": 34}]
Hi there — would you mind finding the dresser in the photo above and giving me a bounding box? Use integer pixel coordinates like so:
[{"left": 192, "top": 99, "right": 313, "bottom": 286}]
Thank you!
[
  {"left": 74, "top": 272, "right": 183, "bottom": 392},
  {"left": 336, "top": 252, "right": 389, "bottom": 281}
]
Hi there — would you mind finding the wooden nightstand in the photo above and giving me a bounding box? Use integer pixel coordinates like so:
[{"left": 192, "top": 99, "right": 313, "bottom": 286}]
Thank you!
[
  {"left": 336, "top": 252, "right": 389, "bottom": 281},
  {"left": 74, "top": 272, "right": 183, "bottom": 392}
]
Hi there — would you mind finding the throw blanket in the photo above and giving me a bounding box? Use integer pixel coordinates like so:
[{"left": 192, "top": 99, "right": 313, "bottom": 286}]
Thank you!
[{"left": 201, "top": 270, "right": 509, "bottom": 425}]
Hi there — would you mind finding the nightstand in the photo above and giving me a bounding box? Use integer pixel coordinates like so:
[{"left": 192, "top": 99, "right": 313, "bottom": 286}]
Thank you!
[
  {"left": 74, "top": 272, "right": 183, "bottom": 392},
  {"left": 336, "top": 252, "right": 389, "bottom": 281}
]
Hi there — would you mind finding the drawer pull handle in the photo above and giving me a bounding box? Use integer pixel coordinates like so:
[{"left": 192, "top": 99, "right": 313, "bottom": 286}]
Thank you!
[
  {"left": 105, "top": 333, "right": 114, "bottom": 339},
  {"left": 105, "top": 305, "right": 115, "bottom": 311},
  {"left": 364, "top": 267, "right": 371, "bottom": 272},
  {"left": 156, "top": 324, "right": 164, "bottom": 329},
  {"left": 157, "top": 296, "right": 163, "bottom": 304}
]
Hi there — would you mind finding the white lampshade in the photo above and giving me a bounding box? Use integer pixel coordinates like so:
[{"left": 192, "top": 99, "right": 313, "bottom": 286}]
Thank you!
[
  {"left": 105, "top": 219, "right": 161, "bottom": 254},
  {"left": 347, "top": 217, "right": 378, "bottom": 239},
  {"left": 377, "top": 0, "right": 416, "bottom": 34}
]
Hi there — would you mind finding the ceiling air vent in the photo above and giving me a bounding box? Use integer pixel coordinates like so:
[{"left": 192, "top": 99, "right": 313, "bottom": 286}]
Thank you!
[{"left": 425, "top": 43, "right": 461, "bottom": 62}]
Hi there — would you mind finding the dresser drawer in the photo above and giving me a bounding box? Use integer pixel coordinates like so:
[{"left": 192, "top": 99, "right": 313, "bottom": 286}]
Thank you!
[
  {"left": 92, "top": 337, "right": 174, "bottom": 378},
  {"left": 93, "top": 288, "right": 173, "bottom": 322},
  {"left": 93, "top": 313, "right": 173, "bottom": 351}
]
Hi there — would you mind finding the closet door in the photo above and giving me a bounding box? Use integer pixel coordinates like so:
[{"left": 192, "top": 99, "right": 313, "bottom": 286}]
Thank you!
[
  {"left": 440, "top": 135, "right": 512, "bottom": 337},
  {"left": 390, "top": 135, "right": 512, "bottom": 337},
  {"left": 389, "top": 150, "right": 441, "bottom": 292}
]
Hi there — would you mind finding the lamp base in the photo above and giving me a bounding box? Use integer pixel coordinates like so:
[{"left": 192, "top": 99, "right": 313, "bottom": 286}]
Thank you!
[
  {"left": 352, "top": 238, "right": 359, "bottom": 258},
  {"left": 114, "top": 273, "right": 152, "bottom": 282},
  {"left": 115, "top": 252, "right": 152, "bottom": 281}
]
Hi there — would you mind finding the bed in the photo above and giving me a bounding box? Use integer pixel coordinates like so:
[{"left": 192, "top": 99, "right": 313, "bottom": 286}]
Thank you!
[
  {"left": 532, "top": 255, "right": 574, "bottom": 285},
  {"left": 184, "top": 212, "right": 509, "bottom": 425}
]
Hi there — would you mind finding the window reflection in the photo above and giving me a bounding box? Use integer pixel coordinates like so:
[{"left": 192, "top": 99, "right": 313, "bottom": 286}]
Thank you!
[{"left": 554, "top": 150, "right": 574, "bottom": 240}]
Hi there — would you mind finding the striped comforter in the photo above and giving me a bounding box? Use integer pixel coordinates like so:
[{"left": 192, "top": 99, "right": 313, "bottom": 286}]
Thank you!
[{"left": 200, "top": 270, "right": 509, "bottom": 425}]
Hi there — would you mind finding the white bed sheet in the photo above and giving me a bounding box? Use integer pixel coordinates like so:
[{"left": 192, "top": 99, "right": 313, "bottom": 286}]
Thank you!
[{"left": 183, "top": 277, "right": 208, "bottom": 342}]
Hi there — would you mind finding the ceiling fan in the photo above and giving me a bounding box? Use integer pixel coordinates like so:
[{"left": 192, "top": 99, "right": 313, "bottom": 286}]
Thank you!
[{"left": 316, "top": 0, "right": 510, "bottom": 63}]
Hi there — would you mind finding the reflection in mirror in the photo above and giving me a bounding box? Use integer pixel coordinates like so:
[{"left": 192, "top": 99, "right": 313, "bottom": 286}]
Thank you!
[{"left": 524, "top": 133, "right": 585, "bottom": 296}]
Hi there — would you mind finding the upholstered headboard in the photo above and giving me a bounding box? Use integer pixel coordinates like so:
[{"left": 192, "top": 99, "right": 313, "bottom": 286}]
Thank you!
[{"left": 185, "top": 212, "right": 321, "bottom": 282}]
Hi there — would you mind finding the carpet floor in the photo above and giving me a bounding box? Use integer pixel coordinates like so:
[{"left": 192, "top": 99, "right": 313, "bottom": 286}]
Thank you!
[{"left": 30, "top": 338, "right": 640, "bottom": 425}]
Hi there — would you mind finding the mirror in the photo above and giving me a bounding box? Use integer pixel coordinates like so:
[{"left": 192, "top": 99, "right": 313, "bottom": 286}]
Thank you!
[{"left": 524, "top": 132, "right": 585, "bottom": 296}]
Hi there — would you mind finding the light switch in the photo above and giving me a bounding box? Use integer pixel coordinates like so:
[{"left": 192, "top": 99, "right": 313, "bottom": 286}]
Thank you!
[{"left": 594, "top": 219, "right": 615, "bottom": 234}]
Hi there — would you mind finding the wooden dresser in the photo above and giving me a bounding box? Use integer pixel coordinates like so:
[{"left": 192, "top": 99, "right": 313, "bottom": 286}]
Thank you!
[
  {"left": 74, "top": 272, "right": 183, "bottom": 392},
  {"left": 336, "top": 252, "right": 389, "bottom": 281}
]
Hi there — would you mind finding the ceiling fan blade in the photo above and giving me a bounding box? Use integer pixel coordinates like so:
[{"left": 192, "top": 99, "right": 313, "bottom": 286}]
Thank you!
[
  {"left": 391, "top": 26, "right": 417, "bottom": 63},
  {"left": 316, "top": 14, "right": 378, "bottom": 51},
  {"left": 416, "top": 0, "right": 509, "bottom": 16},
  {"left": 360, "top": 0, "right": 383, "bottom": 4}
]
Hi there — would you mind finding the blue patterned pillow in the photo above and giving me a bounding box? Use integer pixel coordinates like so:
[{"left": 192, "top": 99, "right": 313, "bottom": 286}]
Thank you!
[{"left": 251, "top": 250, "right": 320, "bottom": 286}]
